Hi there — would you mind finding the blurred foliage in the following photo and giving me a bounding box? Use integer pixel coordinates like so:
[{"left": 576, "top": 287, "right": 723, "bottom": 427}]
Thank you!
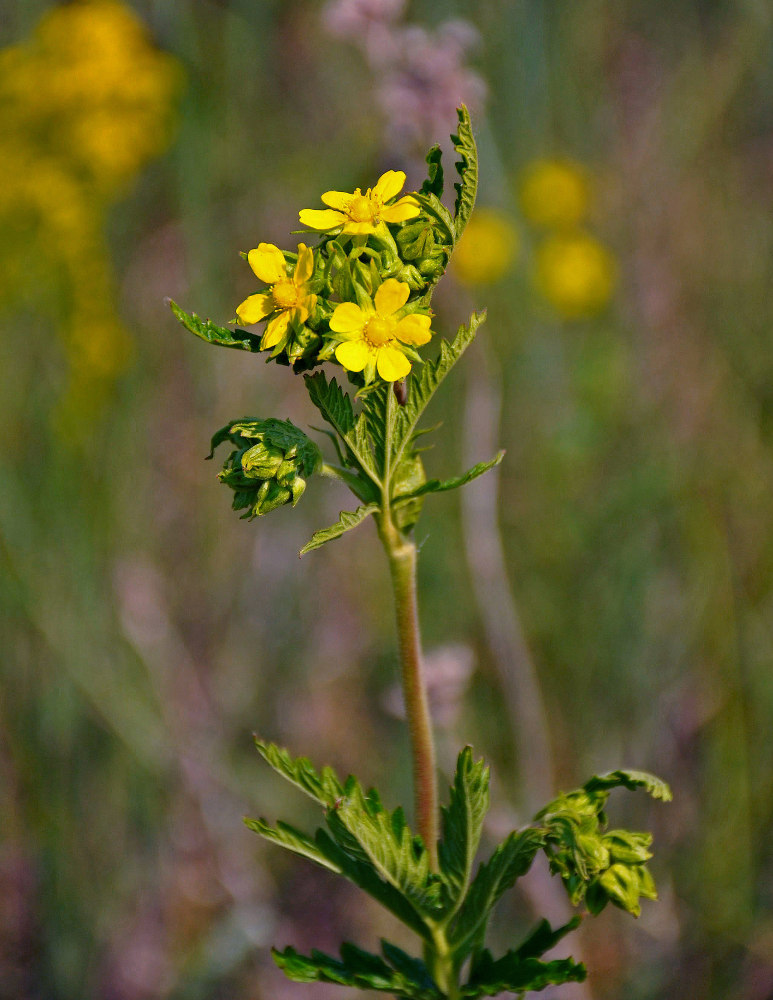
[{"left": 2, "top": 1, "right": 773, "bottom": 999}]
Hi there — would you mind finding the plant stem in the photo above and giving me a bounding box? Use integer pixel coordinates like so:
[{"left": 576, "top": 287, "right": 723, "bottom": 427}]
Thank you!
[{"left": 379, "top": 519, "right": 439, "bottom": 869}]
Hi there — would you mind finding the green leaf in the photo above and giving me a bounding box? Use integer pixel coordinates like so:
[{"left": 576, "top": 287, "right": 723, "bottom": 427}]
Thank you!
[
  {"left": 305, "top": 371, "right": 380, "bottom": 484},
  {"left": 168, "top": 299, "right": 263, "bottom": 352},
  {"left": 583, "top": 770, "right": 672, "bottom": 802},
  {"left": 392, "top": 310, "right": 486, "bottom": 475},
  {"left": 420, "top": 144, "right": 445, "bottom": 199},
  {"left": 381, "top": 940, "right": 439, "bottom": 994},
  {"left": 254, "top": 739, "right": 344, "bottom": 806},
  {"left": 512, "top": 916, "right": 582, "bottom": 961},
  {"left": 273, "top": 943, "right": 442, "bottom": 999},
  {"left": 451, "top": 105, "right": 478, "bottom": 241},
  {"left": 360, "top": 381, "right": 390, "bottom": 472},
  {"left": 314, "top": 829, "right": 434, "bottom": 942},
  {"left": 412, "top": 191, "right": 456, "bottom": 245},
  {"left": 327, "top": 782, "right": 444, "bottom": 919},
  {"left": 299, "top": 503, "right": 380, "bottom": 556},
  {"left": 244, "top": 817, "right": 342, "bottom": 873},
  {"left": 449, "top": 828, "right": 545, "bottom": 958},
  {"left": 438, "top": 747, "right": 490, "bottom": 913},
  {"left": 463, "top": 950, "right": 586, "bottom": 998},
  {"left": 394, "top": 452, "right": 504, "bottom": 505}
]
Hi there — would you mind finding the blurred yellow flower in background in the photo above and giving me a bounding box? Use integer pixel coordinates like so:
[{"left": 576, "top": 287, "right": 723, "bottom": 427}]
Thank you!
[
  {"left": 451, "top": 208, "right": 519, "bottom": 286},
  {"left": 519, "top": 159, "right": 590, "bottom": 229},
  {"left": 534, "top": 232, "right": 617, "bottom": 319},
  {"left": 0, "top": 0, "right": 183, "bottom": 438}
]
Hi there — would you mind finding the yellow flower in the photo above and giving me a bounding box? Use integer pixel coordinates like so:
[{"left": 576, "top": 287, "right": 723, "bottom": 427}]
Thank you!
[
  {"left": 520, "top": 159, "right": 590, "bottom": 228},
  {"left": 299, "top": 170, "right": 419, "bottom": 236},
  {"left": 236, "top": 243, "right": 317, "bottom": 350},
  {"left": 329, "top": 279, "right": 432, "bottom": 382},
  {"left": 534, "top": 232, "right": 616, "bottom": 319},
  {"left": 452, "top": 208, "right": 519, "bottom": 286}
]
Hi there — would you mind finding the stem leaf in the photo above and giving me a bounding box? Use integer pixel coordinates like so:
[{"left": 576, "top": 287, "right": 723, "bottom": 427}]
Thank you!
[
  {"left": 394, "top": 452, "right": 504, "bottom": 506},
  {"left": 305, "top": 371, "right": 380, "bottom": 483},
  {"left": 449, "top": 828, "right": 545, "bottom": 959},
  {"left": 438, "top": 747, "right": 490, "bottom": 914},
  {"left": 393, "top": 310, "right": 487, "bottom": 474},
  {"left": 273, "top": 943, "right": 442, "bottom": 1000},
  {"left": 452, "top": 105, "right": 478, "bottom": 241},
  {"left": 244, "top": 817, "right": 342, "bottom": 873},
  {"left": 463, "top": 951, "right": 586, "bottom": 998},
  {"left": 167, "top": 299, "right": 263, "bottom": 352},
  {"left": 253, "top": 739, "right": 344, "bottom": 806},
  {"left": 300, "top": 503, "right": 380, "bottom": 556}
]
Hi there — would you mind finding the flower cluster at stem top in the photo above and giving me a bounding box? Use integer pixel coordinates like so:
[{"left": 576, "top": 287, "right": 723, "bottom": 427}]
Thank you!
[{"left": 235, "top": 169, "right": 444, "bottom": 383}]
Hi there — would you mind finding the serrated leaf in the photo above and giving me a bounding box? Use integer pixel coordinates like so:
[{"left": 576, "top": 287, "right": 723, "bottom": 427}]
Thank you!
[
  {"left": 244, "top": 817, "right": 342, "bottom": 873},
  {"left": 314, "top": 829, "right": 434, "bottom": 942},
  {"left": 449, "top": 828, "right": 545, "bottom": 959},
  {"left": 305, "top": 371, "right": 380, "bottom": 484},
  {"left": 438, "top": 747, "right": 490, "bottom": 914},
  {"left": 328, "top": 783, "right": 444, "bottom": 920},
  {"left": 420, "top": 144, "right": 445, "bottom": 199},
  {"left": 412, "top": 191, "right": 455, "bottom": 244},
  {"left": 254, "top": 739, "right": 344, "bottom": 806},
  {"left": 463, "top": 950, "right": 586, "bottom": 998},
  {"left": 513, "top": 916, "right": 582, "bottom": 961},
  {"left": 381, "top": 940, "right": 439, "bottom": 993},
  {"left": 394, "top": 452, "right": 504, "bottom": 506},
  {"left": 299, "top": 503, "right": 379, "bottom": 556},
  {"left": 273, "top": 943, "right": 442, "bottom": 999},
  {"left": 168, "top": 299, "right": 263, "bottom": 352},
  {"left": 451, "top": 105, "right": 478, "bottom": 241},
  {"left": 583, "top": 770, "right": 672, "bottom": 802},
  {"left": 360, "top": 381, "right": 390, "bottom": 471},
  {"left": 392, "top": 311, "right": 486, "bottom": 476}
]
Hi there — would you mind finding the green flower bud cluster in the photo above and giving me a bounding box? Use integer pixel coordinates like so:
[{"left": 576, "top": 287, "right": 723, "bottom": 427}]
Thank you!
[
  {"left": 209, "top": 418, "right": 321, "bottom": 518},
  {"left": 537, "top": 782, "right": 663, "bottom": 918}
]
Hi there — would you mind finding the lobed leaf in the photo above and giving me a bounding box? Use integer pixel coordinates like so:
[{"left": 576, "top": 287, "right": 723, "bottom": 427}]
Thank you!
[
  {"left": 438, "top": 747, "right": 490, "bottom": 914},
  {"left": 168, "top": 299, "right": 263, "bottom": 352},
  {"left": 512, "top": 916, "right": 582, "bottom": 961},
  {"left": 463, "top": 950, "right": 586, "bottom": 998},
  {"left": 583, "top": 769, "right": 672, "bottom": 802},
  {"left": 273, "top": 942, "right": 442, "bottom": 1000},
  {"left": 449, "top": 828, "right": 545, "bottom": 958},
  {"left": 244, "top": 817, "right": 341, "bottom": 873},
  {"left": 305, "top": 371, "right": 380, "bottom": 484},
  {"left": 253, "top": 739, "right": 344, "bottom": 806},
  {"left": 392, "top": 310, "right": 487, "bottom": 475},
  {"left": 328, "top": 782, "right": 444, "bottom": 919},
  {"left": 314, "top": 829, "right": 434, "bottom": 942},
  {"left": 451, "top": 105, "right": 479, "bottom": 242},
  {"left": 299, "top": 503, "right": 380, "bottom": 556},
  {"left": 394, "top": 452, "right": 504, "bottom": 506}
]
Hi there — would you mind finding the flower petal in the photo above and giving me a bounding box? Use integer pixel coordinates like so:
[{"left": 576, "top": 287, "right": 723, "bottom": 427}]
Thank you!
[
  {"left": 374, "top": 170, "right": 406, "bottom": 203},
  {"left": 374, "top": 278, "right": 410, "bottom": 317},
  {"left": 236, "top": 292, "right": 274, "bottom": 325},
  {"left": 342, "top": 220, "right": 378, "bottom": 236},
  {"left": 247, "top": 244, "right": 287, "bottom": 284},
  {"left": 381, "top": 197, "right": 420, "bottom": 223},
  {"left": 330, "top": 302, "right": 367, "bottom": 335},
  {"left": 336, "top": 340, "right": 371, "bottom": 372},
  {"left": 293, "top": 243, "right": 314, "bottom": 285},
  {"left": 299, "top": 208, "right": 346, "bottom": 230},
  {"left": 321, "top": 190, "right": 353, "bottom": 211},
  {"left": 261, "top": 310, "right": 290, "bottom": 349},
  {"left": 376, "top": 346, "right": 411, "bottom": 381},
  {"left": 394, "top": 313, "right": 432, "bottom": 346}
]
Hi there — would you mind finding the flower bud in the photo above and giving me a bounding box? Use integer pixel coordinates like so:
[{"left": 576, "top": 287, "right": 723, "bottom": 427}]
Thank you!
[{"left": 209, "top": 418, "right": 321, "bottom": 518}]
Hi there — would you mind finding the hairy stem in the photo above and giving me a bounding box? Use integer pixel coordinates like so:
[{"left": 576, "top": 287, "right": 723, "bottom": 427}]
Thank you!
[{"left": 378, "top": 516, "right": 438, "bottom": 869}]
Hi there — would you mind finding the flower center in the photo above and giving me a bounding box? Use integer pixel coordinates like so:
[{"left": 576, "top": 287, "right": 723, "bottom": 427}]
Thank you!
[
  {"left": 272, "top": 280, "right": 299, "bottom": 310},
  {"left": 364, "top": 316, "right": 393, "bottom": 347},
  {"left": 348, "top": 194, "right": 376, "bottom": 224}
]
